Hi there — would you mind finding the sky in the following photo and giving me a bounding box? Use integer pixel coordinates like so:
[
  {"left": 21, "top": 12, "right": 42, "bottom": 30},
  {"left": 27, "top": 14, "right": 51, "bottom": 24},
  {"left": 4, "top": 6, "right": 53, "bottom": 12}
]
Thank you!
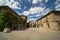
[{"left": 0, "top": 0, "right": 60, "bottom": 22}]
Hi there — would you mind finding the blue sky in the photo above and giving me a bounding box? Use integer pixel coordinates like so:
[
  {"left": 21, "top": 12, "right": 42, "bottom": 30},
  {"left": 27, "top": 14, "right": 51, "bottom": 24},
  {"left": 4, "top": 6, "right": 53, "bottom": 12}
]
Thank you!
[{"left": 0, "top": 0, "right": 60, "bottom": 22}]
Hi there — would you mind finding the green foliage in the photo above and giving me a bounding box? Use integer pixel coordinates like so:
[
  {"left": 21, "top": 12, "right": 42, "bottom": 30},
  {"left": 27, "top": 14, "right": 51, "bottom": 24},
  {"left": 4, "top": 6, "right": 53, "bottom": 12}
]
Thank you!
[
  {"left": 21, "top": 18, "right": 27, "bottom": 27},
  {"left": 0, "top": 9, "right": 27, "bottom": 31},
  {"left": 13, "top": 16, "right": 27, "bottom": 27},
  {"left": 0, "top": 9, "right": 10, "bottom": 31}
]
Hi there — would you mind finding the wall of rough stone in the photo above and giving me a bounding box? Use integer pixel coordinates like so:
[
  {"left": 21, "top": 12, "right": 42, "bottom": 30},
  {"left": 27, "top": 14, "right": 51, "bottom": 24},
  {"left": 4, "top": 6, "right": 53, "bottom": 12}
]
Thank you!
[{"left": 37, "top": 12, "right": 60, "bottom": 31}]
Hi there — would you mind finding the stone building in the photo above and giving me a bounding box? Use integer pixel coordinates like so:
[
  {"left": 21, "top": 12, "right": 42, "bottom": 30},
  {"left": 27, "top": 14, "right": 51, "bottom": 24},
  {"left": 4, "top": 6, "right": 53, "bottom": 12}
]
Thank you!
[
  {"left": 36, "top": 10, "right": 60, "bottom": 31},
  {"left": 28, "top": 21, "right": 35, "bottom": 27},
  {"left": 0, "top": 6, "right": 27, "bottom": 30}
]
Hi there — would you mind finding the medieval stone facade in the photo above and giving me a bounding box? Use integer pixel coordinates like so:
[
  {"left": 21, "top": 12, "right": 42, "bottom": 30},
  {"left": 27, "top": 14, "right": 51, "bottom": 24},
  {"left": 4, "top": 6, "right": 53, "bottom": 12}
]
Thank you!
[
  {"left": 36, "top": 10, "right": 60, "bottom": 31},
  {"left": 0, "top": 6, "right": 27, "bottom": 30},
  {"left": 28, "top": 21, "right": 35, "bottom": 27}
]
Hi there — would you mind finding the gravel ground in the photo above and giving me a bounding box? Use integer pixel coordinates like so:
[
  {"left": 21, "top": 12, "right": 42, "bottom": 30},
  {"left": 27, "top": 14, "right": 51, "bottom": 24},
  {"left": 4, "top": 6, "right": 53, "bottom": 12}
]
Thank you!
[{"left": 0, "top": 27, "right": 60, "bottom": 40}]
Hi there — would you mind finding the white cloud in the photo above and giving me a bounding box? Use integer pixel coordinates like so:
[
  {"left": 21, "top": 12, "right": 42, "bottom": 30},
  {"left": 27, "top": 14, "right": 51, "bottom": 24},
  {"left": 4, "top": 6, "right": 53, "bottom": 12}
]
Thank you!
[
  {"left": 23, "top": 11, "right": 30, "bottom": 16},
  {"left": 32, "top": 0, "right": 42, "bottom": 4},
  {"left": 40, "top": 3, "right": 45, "bottom": 7},
  {"left": 27, "top": 18, "right": 37, "bottom": 22},
  {"left": 56, "top": 8, "right": 60, "bottom": 11},
  {"left": 23, "top": 6, "right": 51, "bottom": 22},
  {"left": 55, "top": 5, "right": 60, "bottom": 11},
  {"left": 30, "top": 7, "right": 45, "bottom": 14},
  {"left": 28, "top": 15, "right": 34, "bottom": 18},
  {"left": 28, "top": 0, "right": 31, "bottom": 2},
  {"left": 15, "top": 11, "right": 22, "bottom": 15},
  {"left": 18, "top": 13, "right": 23, "bottom": 15},
  {"left": 36, "top": 14, "right": 40, "bottom": 16},
  {"left": 6, "top": 0, "right": 21, "bottom": 9},
  {"left": 32, "top": 0, "right": 48, "bottom": 4},
  {"left": 43, "top": 8, "right": 51, "bottom": 15},
  {"left": 27, "top": 8, "right": 51, "bottom": 22},
  {"left": 32, "top": 0, "right": 38, "bottom": 4},
  {"left": 24, "top": 6, "right": 26, "bottom": 9},
  {"left": 35, "top": 8, "right": 51, "bottom": 17},
  {"left": 10, "top": 0, "right": 14, "bottom": 2},
  {"left": 55, "top": 4, "right": 60, "bottom": 8},
  {"left": 23, "top": 6, "right": 45, "bottom": 16},
  {"left": 45, "top": 0, "right": 48, "bottom": 2},
  {"left": 11, "top": 2, "right": 21, "bottom": 9},
  {"left": 55, "top": 0, "right": 60, "bottom": 4},
  {"left": 0, "top": 0, "right": 6, "bottom": 6},
  {"left": 55, "top": 0, "right": 60, "bottom": 10}
]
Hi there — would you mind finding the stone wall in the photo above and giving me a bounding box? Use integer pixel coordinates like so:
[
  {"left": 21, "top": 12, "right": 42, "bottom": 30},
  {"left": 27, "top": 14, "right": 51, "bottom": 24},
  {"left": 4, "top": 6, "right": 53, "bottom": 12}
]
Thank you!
[
  {"left": 37, "top": 20, "right": 42, "bottom": 28},
  {"left": 28, "top": 21, "right": 35, "bottom": 27},
  {"left": 49, "top": 22, "right": 60, "bottom": 31},
  {"left": 37, "top": 12, "right": 60, "bottom": 31}
]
